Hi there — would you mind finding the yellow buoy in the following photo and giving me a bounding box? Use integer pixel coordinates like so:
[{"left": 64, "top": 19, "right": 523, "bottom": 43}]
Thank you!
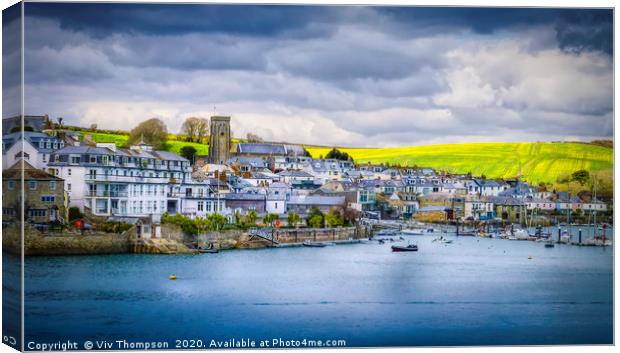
[{"left": 169, "top": 275, "right": 177, "bottom": 280}]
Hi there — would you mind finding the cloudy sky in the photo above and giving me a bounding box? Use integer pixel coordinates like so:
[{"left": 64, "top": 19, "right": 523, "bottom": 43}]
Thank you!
[{"left": 3, "top": 3, "right": 614, "bottom": 147}]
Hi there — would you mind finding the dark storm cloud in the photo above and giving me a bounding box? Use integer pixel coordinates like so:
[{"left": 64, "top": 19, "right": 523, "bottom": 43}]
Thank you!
[
  {"left": 3, "top": 2, "right": 22, "bottom": 117},
  {"left": 26, "top": 3, "right": 613, "bottom": 55},
  {"left": 24, "top": 3, "right": 341, "bottom": 38},
  {"left": 17, "top": 3, "right": 614, "bottom": 147}
]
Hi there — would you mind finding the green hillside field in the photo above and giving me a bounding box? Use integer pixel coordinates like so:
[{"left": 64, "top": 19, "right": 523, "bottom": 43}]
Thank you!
[
  {"left": 78, "top": 131, "right": 211, "bottom": 156},
  {"left": 306, "top": 142, "right": 613, "bottom": 187},
  {"left": 79, "top": 129, "right": 612, "bottom": 192}
]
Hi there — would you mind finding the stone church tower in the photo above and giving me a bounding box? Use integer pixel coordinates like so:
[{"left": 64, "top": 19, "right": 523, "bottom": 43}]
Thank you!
[{"left": 208, "top": 116, "right": 231, "bottom": 164}]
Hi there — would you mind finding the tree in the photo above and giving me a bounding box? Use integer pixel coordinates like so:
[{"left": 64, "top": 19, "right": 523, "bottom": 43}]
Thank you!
[
  {"left": 246, "top": 133, "right": 264, "bottom": 143},
  {"left": 343, "top": 207, "right": 361, "bottom": 225},
  {"left": 308, "top": 215, "right": 323, "bottom": 228},
  {"left": 287, "top": 212, "right": 301, "bottom": 228},
  {"left": 127, "top": 118, "right": 168, "bottom": 150},
  {"left": 325, "top": 148, "right": 353, "bottom": 162},
  {"left": 180, "top": 146, "right": 197, "bottom": 162},
  {"left": 68, "top": 207, "right": 83, "bottom": 221},
  {"left": 181, "top": 117, "right": 209, "bottom": 143},
  {"left": 246, "top": 210, "right": 257, "bottom": 226},
  {"left": 263, "top": 213, "right": 279, "bottom": 227},
  {"left": 307, "top": 206, "right": 324, "bottom": 228},
  {"left": 571, "top": 169, "right": 590, "bottom": 186},
  {"left": 325, "top": 209, "right": 344, "bottom": 227},
  {"left": 207, "top": 213, "right": 227, "bottom": 231},
  {"left": 196, "top": 117, "right": 209, "bottom": 143}
]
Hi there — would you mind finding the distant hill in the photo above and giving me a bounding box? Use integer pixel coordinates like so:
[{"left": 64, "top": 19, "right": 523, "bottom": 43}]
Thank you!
[
  {"left": 76, "top": 129, "right": 613, "bottom": 193},
  {"left": 306, "top": 142, "right": 613, "bottom": 187}
]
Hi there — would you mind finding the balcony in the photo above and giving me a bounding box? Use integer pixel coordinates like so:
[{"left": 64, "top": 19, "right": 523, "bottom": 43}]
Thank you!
[{"left": 86, "top": 191, "right": 129, "bottom": 198}]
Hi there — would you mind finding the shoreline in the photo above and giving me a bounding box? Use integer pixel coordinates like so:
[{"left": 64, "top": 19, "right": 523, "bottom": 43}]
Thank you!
[{"left": 2, "top": 224, "right": 368, "bottom": 256}]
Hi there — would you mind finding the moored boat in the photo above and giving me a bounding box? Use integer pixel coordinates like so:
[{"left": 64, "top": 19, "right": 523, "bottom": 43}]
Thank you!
[
  {"left": 303, "top": 240, "right": 328, "bottom": 247},
  {"left": 391, "top": 244, "right": 418, "bottom": 252},
  {"left": 401, "top": 228, "right": 425, "bottom": 235}
]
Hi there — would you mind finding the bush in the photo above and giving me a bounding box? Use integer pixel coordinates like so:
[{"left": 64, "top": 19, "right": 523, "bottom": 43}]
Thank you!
[
  {"left": 325, "top": 209, "right": 344, "bottom": 228},
  {"left": 161, "top": 212, "right": 228, "bottom": 235},
  {"left": 68, "top": 207, "right": 83, "bottom": 221},
  {"left": 102, "top": 221, "right": 133, "bottom": 234}
]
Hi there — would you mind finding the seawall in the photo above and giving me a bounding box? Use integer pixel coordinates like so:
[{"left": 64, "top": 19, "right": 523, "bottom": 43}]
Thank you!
[{"left": 3, "top": 224, "right": 130, "bottom": 256}]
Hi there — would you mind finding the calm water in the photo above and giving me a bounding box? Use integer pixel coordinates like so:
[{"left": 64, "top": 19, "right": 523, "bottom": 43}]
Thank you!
[{"left": 21, "top": 234, "right": 613, "bottom": 348}]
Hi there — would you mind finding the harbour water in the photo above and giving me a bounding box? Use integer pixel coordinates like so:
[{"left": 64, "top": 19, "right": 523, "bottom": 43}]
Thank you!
[{"left": 21, "top": 232, "right": 613, "bottom": 348}]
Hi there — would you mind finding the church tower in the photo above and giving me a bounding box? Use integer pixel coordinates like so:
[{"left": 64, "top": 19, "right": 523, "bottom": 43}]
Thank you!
[{"left": 208, "top": 116, "right": 231, "bottom": 164}]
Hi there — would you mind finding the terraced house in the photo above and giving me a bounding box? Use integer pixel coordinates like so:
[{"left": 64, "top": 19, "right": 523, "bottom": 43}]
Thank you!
[
  {"left": 2, "top": 161, "right": 66, "bottom": 225},
  {"left": 47, "top": 142, "right": 192, "bottom": 221}
]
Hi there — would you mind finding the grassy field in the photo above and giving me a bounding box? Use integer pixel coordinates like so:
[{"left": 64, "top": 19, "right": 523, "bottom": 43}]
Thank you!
[
  {"left": 77, "top": 130, "right": 211, "bottom": 155},
  {"left": 78, "top": 129, "right": 612, "bottom": 190},
  {"left": 306, "top": 142, "right": 613, "bottom": 186}
]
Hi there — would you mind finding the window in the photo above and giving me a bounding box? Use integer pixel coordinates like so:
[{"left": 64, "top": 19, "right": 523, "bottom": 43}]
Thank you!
[
  {"left": 15, "top": 151, "right": 30, "bottom": 160},
  {"left": 29, "top": 181, "right": 38, "bottom": 190},
  {"left": 67, "top": 183, "right": 71, "bottom": 191},
  {"left": 198, "top": 201, "right": 204, "bottom": 212},
  {"left": 49, "top": 181, "right": 56, "bottom": 190},
  {"left": 41, "top": 195, "right": 56, "bottom": 203},
  {"left": 274, "top": 202, "right": 278, "bottom": 209},
  {"left": 7, "top": 181, "right": 15, "bottom": 190},
  {"left": 29, "top": 209, "right": 46, "bottom": 217},
  {"left": 68, "top": 169, "right": 72, "bottom": 176},
  {"left": 90, "top": 156, "right": 97, "bottom": 163},
  {"left": 42, "top": 154, "right": 47, "bottom": 162}
]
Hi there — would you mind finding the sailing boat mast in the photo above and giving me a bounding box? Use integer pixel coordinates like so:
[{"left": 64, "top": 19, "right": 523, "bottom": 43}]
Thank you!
[{"left": 593, "top": 177, "right": 598, "bottom": 238}]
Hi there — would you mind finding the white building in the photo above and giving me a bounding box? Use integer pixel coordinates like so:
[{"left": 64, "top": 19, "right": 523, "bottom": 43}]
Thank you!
[
  {"left": 47, "top": 143, "right": 192, "bottom": 221},
  {"left": 2, "top": 131, "right": 65, "bottom": 170}
]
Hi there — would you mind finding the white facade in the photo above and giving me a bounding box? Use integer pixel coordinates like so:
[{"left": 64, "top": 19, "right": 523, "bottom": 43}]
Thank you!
[{"left": 48, "top": 144, "right": 192, "bottom": 221}]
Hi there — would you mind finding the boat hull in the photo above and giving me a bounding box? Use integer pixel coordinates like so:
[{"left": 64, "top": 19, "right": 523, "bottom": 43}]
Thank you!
[{"left": 391, "top": 245, "right": 418, "bottom": 252}]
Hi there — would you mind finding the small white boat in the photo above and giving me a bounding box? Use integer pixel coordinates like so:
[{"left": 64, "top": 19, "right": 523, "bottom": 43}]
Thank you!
[
  {"left": 432, "top": 236, "right": 452, "bottom": 244},
  {"left": 401, "top": 228, "right": 426, "bottom": 235},
  {"left": 514, "top": 229, "right": 529, "bottom": 240}
]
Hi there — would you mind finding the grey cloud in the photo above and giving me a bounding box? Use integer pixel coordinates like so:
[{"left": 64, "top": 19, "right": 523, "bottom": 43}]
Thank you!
[{"left": 18, "top": 13, "right": 614, "bottom": 147}]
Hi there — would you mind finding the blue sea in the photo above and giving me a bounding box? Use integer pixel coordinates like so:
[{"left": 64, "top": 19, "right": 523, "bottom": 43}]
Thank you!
[{"left": 18, "top": 234, "right": 613, "bottom": 349}]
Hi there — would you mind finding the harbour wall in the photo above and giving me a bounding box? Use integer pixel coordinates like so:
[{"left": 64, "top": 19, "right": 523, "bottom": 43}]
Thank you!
[
  {"left": 3, "top": 224, "right": 368, "bottom": 255},
  {"left": 3, "top": 224, "right": 131, "bottom": 256}
]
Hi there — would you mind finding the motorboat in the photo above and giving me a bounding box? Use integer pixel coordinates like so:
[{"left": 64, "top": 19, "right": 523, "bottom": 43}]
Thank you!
[
  {"left": 375, "top": 229, "right": 400, "bottom": 236},
  {"left": 401, "top": 228, "right": 425, "bottom": 235},
  {"left": 514, "top": 229, "right": 530, "bottom": 240},
  {"left": 433, "top": 236, "right": 453, "bottom": 244},
  {"left": 391, "top": 244, "right": 418, "bottom": 252},
  {"left": 303, "top": 240, "right": 328, "bottom": 247}
]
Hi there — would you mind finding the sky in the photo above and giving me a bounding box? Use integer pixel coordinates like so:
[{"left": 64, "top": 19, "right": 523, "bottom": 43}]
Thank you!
[{"left": 2, "top": 3, "right": 614, "bottom": 147}]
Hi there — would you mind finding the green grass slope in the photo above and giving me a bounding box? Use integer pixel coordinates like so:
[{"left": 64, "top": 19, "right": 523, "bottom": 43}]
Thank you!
[
  {"left": 306, "top": 142, "right": 613, "bottom": 186},
  {"left": 77, "top": 130, "right": 210, "bottom": 156},
  {"left": 77, "top": 129, "right": 612, "bottom": 188}
]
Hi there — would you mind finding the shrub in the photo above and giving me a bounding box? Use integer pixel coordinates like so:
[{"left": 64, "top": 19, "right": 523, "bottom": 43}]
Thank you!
[
  {"left": 102, "top": 221, "right": 133, "bottom": 234},
  {"left": 68, "top": 207, "right": 83, "bottom": 221}
]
